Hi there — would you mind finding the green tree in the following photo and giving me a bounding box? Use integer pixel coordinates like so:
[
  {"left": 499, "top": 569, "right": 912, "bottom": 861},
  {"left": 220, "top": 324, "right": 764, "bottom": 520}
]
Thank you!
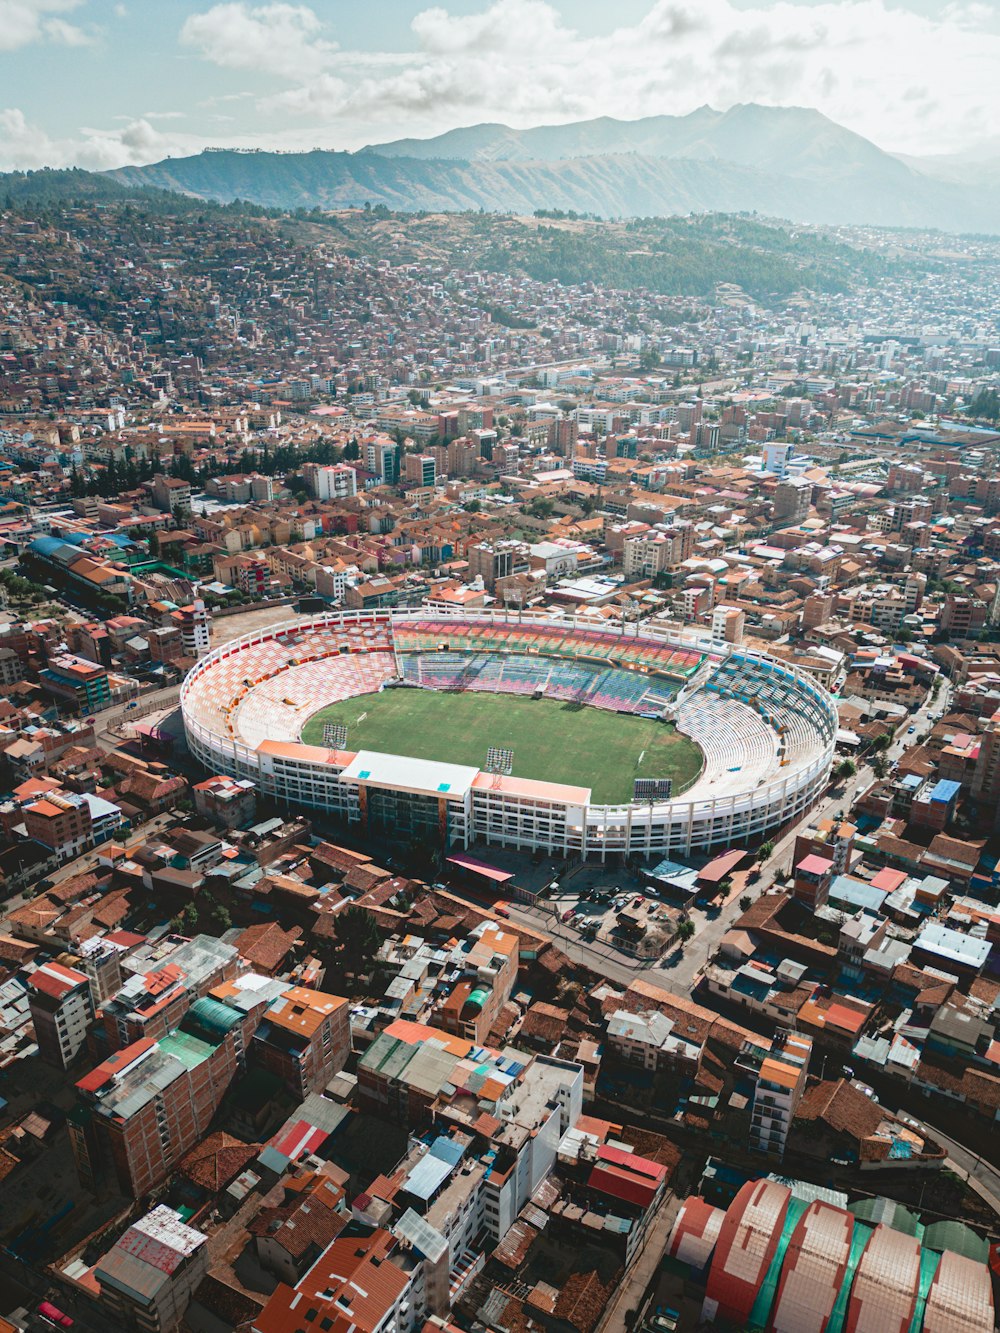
[
  {"left": 758, "top": 840, "right": 775, "bottom": 862},
  {"left": 335, "top": 905, "right": 381, "bottom": 970},
  {"left": 739, "top": 895, "right": 753, "bottom": 913},
  {"left": 836, "top": 758, "right": 857, "bottom": 779},
  {"left": 677, "top": 919, "right": 696, "bottom": 942}
]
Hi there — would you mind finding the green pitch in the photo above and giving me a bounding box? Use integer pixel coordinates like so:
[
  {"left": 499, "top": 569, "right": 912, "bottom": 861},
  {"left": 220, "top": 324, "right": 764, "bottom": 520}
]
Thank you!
[{"left": 300, "top": 689, "right": 703, "bottom": 804}]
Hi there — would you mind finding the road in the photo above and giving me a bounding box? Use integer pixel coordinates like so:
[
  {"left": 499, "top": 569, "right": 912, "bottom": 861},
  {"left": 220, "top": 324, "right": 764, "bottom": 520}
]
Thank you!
[{"left": 502, "top": 677, "right": 949, "bottom": 997}]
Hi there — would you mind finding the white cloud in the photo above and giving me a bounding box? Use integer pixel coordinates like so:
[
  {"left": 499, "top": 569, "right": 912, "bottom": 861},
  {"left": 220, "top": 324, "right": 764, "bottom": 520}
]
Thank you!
[
  {"left": 247, "top": 0, "right": 1000, "bottom": 156},
  {"left": 0, "top": 108, "right": 203, "bottom": 171},
  {"left": 0, "top": 0, "right": 88, "bottom": 51},
  {"left": 180, "top": 2, "right": 338, "bottom": 81}
]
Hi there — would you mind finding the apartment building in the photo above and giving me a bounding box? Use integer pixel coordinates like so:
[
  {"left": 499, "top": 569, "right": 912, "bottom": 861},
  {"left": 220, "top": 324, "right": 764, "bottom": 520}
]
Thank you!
[
  {"left": 193, "top": 774, "right": 257, "bottom": 828},
  {"left": 72, "top": 995, "right": 252, "bottom": 1196},
  {"left": 100, "top": 935, "right": 241, "bottom": 1053},
  {"left": 622, "top": 522, "right": 693, "bottom": 579},
  {"left": 303, "top": 461, "right": 358, "bottom": 501},
  {"left": 23, "top": 791, "right": 92, "bottom": 860},
  {"left": 254, "top": 1229, "right": 412, "bottom": 1333},
  {"left": 170, "top": 599, "right": 211, "bottom": 658},
  {"left": 438, "top": 921, "right": 518, "bottom": 1045},
  {"left": 404, "top": 453, "right": 437, "bottom": 487},
  {"left": 367, "top": 440, "right": 400, "bottom": 485},
  {"left": 94, "top": 1206, "right": 209, "bottom": 1333},
  {"left": 749, "top": 1030, "right": 812, "bottom": 1158},
  {"left": 28, "top": 960, "right": 94, "bottom": 1068},
  {"left": 39, "top": 654, "right": 112, "bottom": 713},
  {"left": 252, "top": 985, "right": 350, "bottom": 1098},
  {"left": 711, "top": 605, "right": 745, "bottom": 645}
]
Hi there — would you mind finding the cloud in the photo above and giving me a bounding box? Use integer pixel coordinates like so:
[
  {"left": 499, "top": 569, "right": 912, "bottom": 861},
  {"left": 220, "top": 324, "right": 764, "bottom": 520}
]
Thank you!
[
  {"left": 0, "top": 0, "right": 88, "bottom": 51},
  {"left": 199, "top": 0, "right": 996, "bottom": 156},
  {"left": 180, "top": 2, "right": 338, "bottom": 81},
  {"left": 0, "top": 108, "right": 204, "bottom": 171}
]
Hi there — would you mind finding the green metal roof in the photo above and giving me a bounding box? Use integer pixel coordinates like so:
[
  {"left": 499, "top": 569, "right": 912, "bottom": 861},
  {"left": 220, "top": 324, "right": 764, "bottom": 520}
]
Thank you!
[
  {"left": 922, "top": 1219, "right": 989, "bottom": 1263},
  {"left": 183, "top": 995, "right": 244, "bottom": 1041},
  {"left": 159, "top": 1030, "right": 214, "bottom": 1071}
]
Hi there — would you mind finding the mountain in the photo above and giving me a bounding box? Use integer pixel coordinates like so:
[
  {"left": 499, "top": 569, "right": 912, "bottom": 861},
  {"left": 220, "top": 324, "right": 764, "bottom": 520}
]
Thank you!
[
  {"left": 104, "top": 105, "right": 1000, "bottom": 232},
  {"left": 364, "top": 104, "right": 891, "bottom": 180}
]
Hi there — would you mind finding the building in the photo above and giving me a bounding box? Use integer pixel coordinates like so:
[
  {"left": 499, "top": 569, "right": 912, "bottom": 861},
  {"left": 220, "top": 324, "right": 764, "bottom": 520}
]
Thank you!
[
  {"left": 193, "top": 774, "right": 257, "bottom": 828},
  {"left": 773, "top": 478, "right": 812, "bottom": 525},
  {"left": 72, "top": 995, "right": 250, "bottom": 1196},
  {"left": 303, "top": 462, "right": 358, "bottom": 501},
  {"left": 100, "top": 935, "right": 241, "bottom": 1052},
  {"left": 40, "top": 654, "right": 112, "bottom": 712},
  {"left": 28, "top": 960, "right": 94, "bottom": 1068},
  {"left": 366, "top": 440, "right": 400, "bottom": 485},
  {"left": 438, "top": 921, "right": 518, "bottom": 1045},
  {"left": 711, "top": 605, "right": 745, "bottom": 645},
  {"left": 253, "top": 986, "right": 350, "bottom": 1098},
  {"left": 94, "top": 1206, "right": 209, "bottom": 1333},
  {"left": 170, "top": 600, "right": 211, "bottom": 658},
  {"left": 23, "top": 791, "right": 93, "bottom": 860},
  {"left": 404, "top": 453, "right": 437, "bottom": 487},
  {"left": 623, "top": 523, "right": 694, "bottom": 579},
  {"left": 670, "top": 1177, "right": 996, "bottom": 1332},
  {"left": 253, "top": 1229, "right": 411, "bottom": 1333},
  {"left": 748, "top": 1030, "right": 812, "bottom": 1158}
]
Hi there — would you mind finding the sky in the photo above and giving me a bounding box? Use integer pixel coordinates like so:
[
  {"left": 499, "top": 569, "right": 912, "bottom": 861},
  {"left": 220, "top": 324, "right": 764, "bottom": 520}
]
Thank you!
[{"left": 1, "top": 0, "right": 998, "bottom": 172}]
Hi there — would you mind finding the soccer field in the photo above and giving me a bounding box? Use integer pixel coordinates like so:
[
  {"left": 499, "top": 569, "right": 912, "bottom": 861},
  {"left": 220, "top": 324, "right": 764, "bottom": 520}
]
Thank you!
[{"left": 300, "top": 689, "right": 703, "bottom": 804}]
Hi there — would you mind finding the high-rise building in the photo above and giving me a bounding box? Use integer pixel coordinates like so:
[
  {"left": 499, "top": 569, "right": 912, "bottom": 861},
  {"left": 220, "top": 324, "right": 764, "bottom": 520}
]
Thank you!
[
  {"left": 366, "top": 440, "right": 400, "bottom": 485},
  {"left": 252, "top": 986, "right": 350, "bottom": 1099},
  {"left": 72, "top": 996, "right": 252, "bottom": 1196},
  {"left": 773, "top": 478, "right": 812, "bottom": 525},
  {"left": 28, "top": 960, "right": 94, "bottom": 1068},
  {"left": 302, "top": 462, "right": 358, "bottom": 501},
  {"left": 171, "top": 599, "right": 211, "bottom": 658},
  {"left": 749, "top": 1031, "right": 812, "bottom": 1158},
  {"left": 403, "top": 453, "right": 437, "bottom": 487}
]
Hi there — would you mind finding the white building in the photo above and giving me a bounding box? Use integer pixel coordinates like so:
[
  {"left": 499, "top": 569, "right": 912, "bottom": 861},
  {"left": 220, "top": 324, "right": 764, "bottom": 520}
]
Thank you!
[{"left": 303, "top": 462, "right": 358, "bottom": 501}]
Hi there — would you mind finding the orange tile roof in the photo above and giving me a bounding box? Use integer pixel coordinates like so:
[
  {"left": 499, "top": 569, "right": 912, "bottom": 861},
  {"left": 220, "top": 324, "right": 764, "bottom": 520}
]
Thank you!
[{"left": 266, "top": 986, "right": 347, "bottom": 1038}]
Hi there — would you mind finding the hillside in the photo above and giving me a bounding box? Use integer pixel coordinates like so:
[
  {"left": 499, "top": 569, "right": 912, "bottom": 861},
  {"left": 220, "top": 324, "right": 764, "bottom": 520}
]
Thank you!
[{"left": 108, "top": 139, "right": 999, "bottom": 234}]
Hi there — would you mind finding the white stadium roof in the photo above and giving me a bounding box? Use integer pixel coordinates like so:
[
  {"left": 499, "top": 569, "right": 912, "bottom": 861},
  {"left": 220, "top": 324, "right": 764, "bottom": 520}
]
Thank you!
[{"left": 341, "top": 750, "right": 480, "bottom": 800}]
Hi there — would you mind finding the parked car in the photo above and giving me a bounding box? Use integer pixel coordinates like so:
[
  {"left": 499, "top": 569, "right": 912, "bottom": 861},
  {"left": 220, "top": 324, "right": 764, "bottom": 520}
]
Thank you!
[{"left": 38, "top": 1303, "right": 74, "bottom": 1329}]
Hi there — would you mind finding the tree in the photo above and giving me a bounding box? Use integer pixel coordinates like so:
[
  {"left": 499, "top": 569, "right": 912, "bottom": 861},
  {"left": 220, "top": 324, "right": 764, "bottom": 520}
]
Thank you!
[
  {"left": 758, "top": 840, "right": 775, "bottom": 862},
  {"left": 335, "top": 905, "right": 381, "bottom": 970},
  {"left": 739, "top": 895, "right": 753, "bottom": 913},
  {"left": 835, "top": 758, "right": 856, "bottom": 780},
  {"left": 872, "top": 755, "right": 890, "bottom": 779}
]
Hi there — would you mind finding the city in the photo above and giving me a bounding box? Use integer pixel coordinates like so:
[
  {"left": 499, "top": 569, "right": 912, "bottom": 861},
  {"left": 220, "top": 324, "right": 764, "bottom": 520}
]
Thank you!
[{"left": 1, "top": 5, "right": 1000, "bottom": 1332}]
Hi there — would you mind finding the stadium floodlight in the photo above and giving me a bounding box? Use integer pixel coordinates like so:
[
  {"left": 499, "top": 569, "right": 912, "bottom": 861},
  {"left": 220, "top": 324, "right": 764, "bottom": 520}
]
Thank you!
[
  {"left": 485, "top": 746, "right": 514, "bottom": 774},
  {"left": 485, "top": 746, "right": 514, "bottom": 786},
  {"left": 323, "top": 722, "right": 348, "bottom": 749},
  {"left": 633, "top": 777, "right": 673, "bottom": 802}
]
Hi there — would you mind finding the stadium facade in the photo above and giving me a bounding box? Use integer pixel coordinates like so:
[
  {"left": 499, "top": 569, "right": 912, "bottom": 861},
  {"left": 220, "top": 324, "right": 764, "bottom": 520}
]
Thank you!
[{"left": 181, "top": 609, "right": 837, "bottom": 860}]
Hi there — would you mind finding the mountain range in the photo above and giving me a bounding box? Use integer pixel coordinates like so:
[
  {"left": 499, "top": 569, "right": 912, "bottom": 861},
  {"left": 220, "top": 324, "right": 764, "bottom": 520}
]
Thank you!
[{"left": 90, "top": 104, "right": 1000, "bottom": 233}]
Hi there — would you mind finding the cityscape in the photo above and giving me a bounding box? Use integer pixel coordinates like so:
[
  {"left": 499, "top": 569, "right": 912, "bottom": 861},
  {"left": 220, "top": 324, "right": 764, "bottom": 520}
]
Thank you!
[{"left": 2, "top": 4, "right": 1000, "bottom": 1333}]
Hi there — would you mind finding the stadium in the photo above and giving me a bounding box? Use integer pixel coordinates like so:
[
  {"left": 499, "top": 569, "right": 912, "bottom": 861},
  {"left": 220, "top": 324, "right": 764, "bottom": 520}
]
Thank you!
[{"left": 180, "top": 609, "right": 837, "bottom": 860}]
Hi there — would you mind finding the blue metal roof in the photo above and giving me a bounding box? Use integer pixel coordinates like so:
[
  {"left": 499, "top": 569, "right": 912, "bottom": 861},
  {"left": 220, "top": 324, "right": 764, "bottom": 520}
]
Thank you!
[{"left": 928, "top": 779, "right": 961, "bottom": 804}]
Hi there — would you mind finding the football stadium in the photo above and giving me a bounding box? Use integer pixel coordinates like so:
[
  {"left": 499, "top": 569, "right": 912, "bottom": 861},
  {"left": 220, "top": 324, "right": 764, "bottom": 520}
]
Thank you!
[{"left": 180, "top": 609, "right": 837, "bottom": 859}]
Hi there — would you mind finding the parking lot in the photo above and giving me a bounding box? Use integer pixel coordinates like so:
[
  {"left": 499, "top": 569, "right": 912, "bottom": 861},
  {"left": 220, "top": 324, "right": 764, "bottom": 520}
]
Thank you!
[{"left": 544, "top": 881, "right": 681, "bottom": 958}]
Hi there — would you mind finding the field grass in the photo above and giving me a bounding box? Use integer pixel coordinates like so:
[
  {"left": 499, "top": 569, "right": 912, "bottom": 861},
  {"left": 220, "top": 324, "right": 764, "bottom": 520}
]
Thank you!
[{"left": 300, "top": 689, "right": 703, "bottom": 804}]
